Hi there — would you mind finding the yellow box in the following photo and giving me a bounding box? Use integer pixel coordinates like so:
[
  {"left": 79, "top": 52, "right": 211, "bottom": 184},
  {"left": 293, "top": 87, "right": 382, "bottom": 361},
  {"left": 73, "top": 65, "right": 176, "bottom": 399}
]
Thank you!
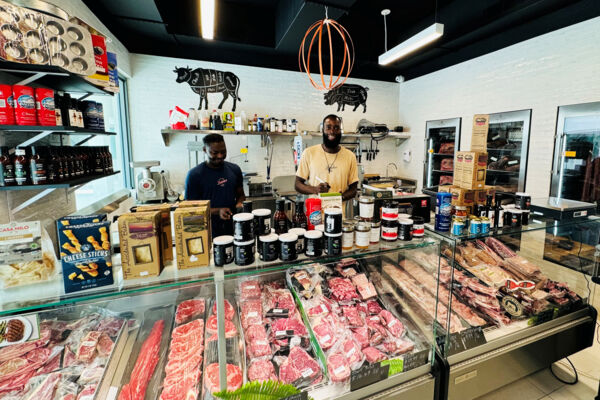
[
  {"left": 136, "top": 204, "right": 173, "bottom": 264},
  {"left": 471, "top": 114, "right": 489, "bottom": 152},
  {"left": 450, "top": 186, "right": 475, "bottom": 206},
  {"left": 118, "top": 212, "right": 163, "bottom": 279},
  {"left": 457, "top": 151, "right": 488, "bottom": 190},
  {"left": 178, "top": 200, "right": 210, "bottom": 208},
  {"left": 174, "top": 206, "right": 211, "bottom": 269}
]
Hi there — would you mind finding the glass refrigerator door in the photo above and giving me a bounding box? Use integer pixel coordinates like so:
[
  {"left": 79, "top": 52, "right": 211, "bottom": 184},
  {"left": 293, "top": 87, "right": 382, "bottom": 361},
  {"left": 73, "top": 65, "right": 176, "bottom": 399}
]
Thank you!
[
  {"left": 550, "top": 101, "right": 600, "bottom": 204},
  {"left": 424, "top": 117, "right": 461, "bottom": 188},
  {"left": 486, "top": 110, "right": 532, "bottom": 193}
]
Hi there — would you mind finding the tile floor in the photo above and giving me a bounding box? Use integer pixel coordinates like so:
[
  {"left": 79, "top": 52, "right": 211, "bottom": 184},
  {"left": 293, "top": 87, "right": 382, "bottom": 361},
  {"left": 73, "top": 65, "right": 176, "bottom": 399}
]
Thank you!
[{"left": 477, "top": 279, "right": 600, "bottom": 400}]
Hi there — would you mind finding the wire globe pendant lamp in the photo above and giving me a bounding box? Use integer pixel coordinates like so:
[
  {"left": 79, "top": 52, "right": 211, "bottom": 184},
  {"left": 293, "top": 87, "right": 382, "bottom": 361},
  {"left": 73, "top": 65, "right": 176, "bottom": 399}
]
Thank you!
[{"left": 298, "top": 6, "right": 355, "bottom": 90}]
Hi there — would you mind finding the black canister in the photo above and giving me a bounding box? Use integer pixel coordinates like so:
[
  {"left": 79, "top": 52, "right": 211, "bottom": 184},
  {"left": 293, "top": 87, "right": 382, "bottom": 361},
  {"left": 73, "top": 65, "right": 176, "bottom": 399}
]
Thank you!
[
  {"left": 510, "top": 209, "right": 522, "bottom": 227},
  {"left": 399, "top": 219, "right": 413, "bottom": 241},
  {"left": 381, "top": 218, "right": 398, "bottom": 241},
  {"left": 515, "top": 192, "right": 531, "bottom": 210},
  {"left": 213, "top": 235, "right": 234, "bottom": 266},
  {"left": 234, "top": 239, "right": 255, "bottom": 266},
  {"left": 305, "top": 230, "right": 323, "bottom": 257},
  {"left": 288, "top": 227, "right": 306, "bottom": 255},
  {"left": 279, "top": 233, "right": 298, "bottom": 261},
  {"left": 521, "top": 209, "right": 530, "bottom": 225},
  {"left": 502, "top": 206, "right": 513, "bottom": 227},
  {"left": 412, "top": 216, "right": 425, "bottom": 237},
  {"left": 325, "top": 232, "right": 342, "bottom": 256},
  {"left": 252, "top": 208, "right": 272, "bottom": 236},
  {"left": 258, "top": 233, "right": 279, "bottom": 262},
  {"left": 324, "top": 208, "right": 343, "bottom": 234},
  {"left": 242, "top": 200, "right": 253, "bottom": 213},
  {"left": 233, "top": 212, "right": 255, "bottom": 242}
]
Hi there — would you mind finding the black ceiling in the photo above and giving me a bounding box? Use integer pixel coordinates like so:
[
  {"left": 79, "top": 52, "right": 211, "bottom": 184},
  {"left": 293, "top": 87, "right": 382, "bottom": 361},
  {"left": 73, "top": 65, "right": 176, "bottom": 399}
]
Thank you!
[{"left": 82, "top": 0, "right": 600, "bottom": 81}]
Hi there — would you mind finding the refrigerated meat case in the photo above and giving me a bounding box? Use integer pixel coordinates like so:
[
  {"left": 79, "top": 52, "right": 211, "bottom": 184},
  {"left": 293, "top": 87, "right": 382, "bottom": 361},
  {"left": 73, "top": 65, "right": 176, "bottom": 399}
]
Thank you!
[
  {"left": 485, "top": 110, "right": 532, "bottom": 194},
  {"left": 423, "top": 118, "right": 462, "bottom": 189},
  {"left": 0, "top": 238, "right": 445, "bottom": 400},
  {"left": 426, "top": 217, "right": 598, "bottom": 400}
]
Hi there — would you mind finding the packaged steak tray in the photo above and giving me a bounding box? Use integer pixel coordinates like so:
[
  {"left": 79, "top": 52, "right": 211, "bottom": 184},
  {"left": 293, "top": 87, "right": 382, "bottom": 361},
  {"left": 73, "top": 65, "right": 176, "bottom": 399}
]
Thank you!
[
  {"left": 0, "top": 305, "right": 126, "bottom": 400},
  {"left": 235, "top": 277, "right": 326, "bottom": 391},
  {"left": 287, "top": 258, "right": 428, "bottom": 388},
  {"left": 201, "top": 297, "right": 245, "bottom": 399}
]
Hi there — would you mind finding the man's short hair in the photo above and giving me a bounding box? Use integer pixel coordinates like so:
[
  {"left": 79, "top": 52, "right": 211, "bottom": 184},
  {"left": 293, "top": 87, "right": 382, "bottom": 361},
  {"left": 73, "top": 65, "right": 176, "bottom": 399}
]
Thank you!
[
  {"left": 323, "top": 114, "right": 341, "bottom": 128},
  {"left": 203, "top": 133, "right": 225, "bottom": 146}
]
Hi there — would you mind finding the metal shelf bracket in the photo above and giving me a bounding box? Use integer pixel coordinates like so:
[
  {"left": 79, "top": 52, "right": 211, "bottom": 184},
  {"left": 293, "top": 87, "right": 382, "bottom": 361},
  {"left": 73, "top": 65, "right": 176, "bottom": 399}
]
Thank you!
[
  {"left": 16, "top": 130, "right": 54, "bottom": 148},
  {"left": 15, "top": 71, "right": 48, "bottom": 86}
]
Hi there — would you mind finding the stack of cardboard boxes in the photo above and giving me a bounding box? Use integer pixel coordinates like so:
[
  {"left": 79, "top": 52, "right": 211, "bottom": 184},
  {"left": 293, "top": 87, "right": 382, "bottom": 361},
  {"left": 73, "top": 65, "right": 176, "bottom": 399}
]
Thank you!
[
  {"left": 118, "top": 200, "right": 212, "bottom": 279},
  {"left": 441, "top": 114, "right": 495, "bottom": 213}
]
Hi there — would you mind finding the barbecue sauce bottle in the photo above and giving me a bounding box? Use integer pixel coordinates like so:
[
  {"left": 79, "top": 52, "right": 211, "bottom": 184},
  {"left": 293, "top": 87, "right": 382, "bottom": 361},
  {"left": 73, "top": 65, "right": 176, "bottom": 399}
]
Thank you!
[
  {"left": 274, "top": 199, "right": 290, "bottom": 234},
  {"left": 292, "top": 199, "right": 308, "bottom": 229},
  {"left": 0, "top": 146, "right": 14, "bottom": 186},
  {"left": 13, "top": 148, "right": 28, "bottom": 185},
  {"left": 30, "top": 146, "right": 47, "bottom": 185}
]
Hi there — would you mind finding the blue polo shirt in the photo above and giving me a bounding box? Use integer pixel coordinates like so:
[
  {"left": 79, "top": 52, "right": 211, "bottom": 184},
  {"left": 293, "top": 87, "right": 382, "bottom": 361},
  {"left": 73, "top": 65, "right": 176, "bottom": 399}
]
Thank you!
[{"left": 184, "top": 161, "right": 243, "bottom": 236}]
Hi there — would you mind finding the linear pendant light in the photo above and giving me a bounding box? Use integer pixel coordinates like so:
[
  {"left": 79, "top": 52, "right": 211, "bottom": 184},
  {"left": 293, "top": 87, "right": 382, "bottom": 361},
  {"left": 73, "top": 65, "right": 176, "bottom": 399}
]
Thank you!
[
  {"left": 378, "top": 23, "right": 444, "bottom": 65},
  {"left": 201, "top": 0, "right": 215, "bottom": 40}
]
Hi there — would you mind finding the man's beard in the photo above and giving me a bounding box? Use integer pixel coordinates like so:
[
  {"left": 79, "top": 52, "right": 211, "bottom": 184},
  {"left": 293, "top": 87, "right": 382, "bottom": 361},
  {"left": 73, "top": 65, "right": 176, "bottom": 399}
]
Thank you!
[{"left": 323, "top": 133, "right": 341, "bottom": 149}]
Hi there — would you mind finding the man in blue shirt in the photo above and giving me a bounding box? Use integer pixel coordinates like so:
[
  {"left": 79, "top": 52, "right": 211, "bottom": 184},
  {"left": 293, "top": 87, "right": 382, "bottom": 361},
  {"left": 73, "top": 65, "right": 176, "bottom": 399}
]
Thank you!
[{"left": 184, "top": 134, "right": 246, "bottom": 237}]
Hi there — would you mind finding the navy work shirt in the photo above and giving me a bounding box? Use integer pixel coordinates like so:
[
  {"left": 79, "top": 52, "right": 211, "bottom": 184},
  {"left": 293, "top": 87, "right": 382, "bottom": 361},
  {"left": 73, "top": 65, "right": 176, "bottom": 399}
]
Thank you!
[{"left": 184, "top": 161, "right": 243, "bottom": 237}]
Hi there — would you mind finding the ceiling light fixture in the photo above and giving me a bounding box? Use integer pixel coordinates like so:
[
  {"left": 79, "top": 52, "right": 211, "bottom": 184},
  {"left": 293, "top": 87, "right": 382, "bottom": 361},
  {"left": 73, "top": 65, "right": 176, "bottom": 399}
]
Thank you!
[
  {"left": 201, "top": 0, "right": 215, "bottom": 40},
  {"left": 379, "top": 22, "right": 444, "bottom": 65}
]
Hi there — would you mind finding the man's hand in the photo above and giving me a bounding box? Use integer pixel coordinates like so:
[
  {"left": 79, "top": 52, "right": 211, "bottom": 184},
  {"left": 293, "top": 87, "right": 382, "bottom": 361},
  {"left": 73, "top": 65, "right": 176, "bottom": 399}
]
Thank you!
[
  {"left": 315, "top": 182, "right": 330, "bottom": 194},
  {"left": 219, "top": 208, "right": 233, "bottom": 220}
]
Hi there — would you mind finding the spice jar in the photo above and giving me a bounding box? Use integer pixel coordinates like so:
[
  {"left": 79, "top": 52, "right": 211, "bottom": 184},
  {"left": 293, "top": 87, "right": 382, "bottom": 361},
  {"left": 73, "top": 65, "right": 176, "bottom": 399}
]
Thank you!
[
  {"left": 370, "top": 220, "right": 381, "bottom": 244},
  {"left": 355, "top": 222, "right": 371, "bottom": 249},
  {"left": 359, "top": 196, "right": 375, "bottom": 220},
  {"left": 325, "top": 232, "right": 342, "bottom": 256},
  {"left": 305, "top": 230, "right": 323, "bottom": 257},
  {"left": 279, "top": 233, "right": 298, "bottom": 262},
  {"left": 258, "top": 233, "right": 279, "bottom": 262},
  {"left": 324, "top": 208, "right": 343, "bottom": 234},
  {"left": 342, "top": 222, "right": 355, "bottom": 250},
  {"left": 213, "top": 235, "right": 234, "bottom": 266},
  {"left": 289, "top": 227, "right": 306, "bottom": 255}
]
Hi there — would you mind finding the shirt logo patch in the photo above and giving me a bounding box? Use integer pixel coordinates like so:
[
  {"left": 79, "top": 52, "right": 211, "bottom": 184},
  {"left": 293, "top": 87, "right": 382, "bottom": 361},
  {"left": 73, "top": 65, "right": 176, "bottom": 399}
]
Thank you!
[{"left": 217, "top": 178, "right": 228, "bottom": 187}]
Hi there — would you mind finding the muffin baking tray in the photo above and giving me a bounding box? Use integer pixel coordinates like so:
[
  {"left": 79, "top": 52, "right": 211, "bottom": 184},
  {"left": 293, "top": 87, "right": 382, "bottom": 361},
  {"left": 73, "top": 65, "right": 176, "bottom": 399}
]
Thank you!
[
  {"left": 0, "top": 0, "right": 48, "bottom": 64},
  {"left": 43, "top": 14, "right": 95, "bottom": 76}
]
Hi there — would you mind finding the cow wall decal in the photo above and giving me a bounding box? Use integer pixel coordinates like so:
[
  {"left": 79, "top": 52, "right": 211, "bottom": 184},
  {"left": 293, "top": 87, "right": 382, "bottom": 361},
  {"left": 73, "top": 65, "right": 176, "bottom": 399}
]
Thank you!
[
  {"left": 174, "top": 66, "right": 242, "bottom": 111},
  {"left": 324, "top": 84, "right": 368, "bottom": 113}
]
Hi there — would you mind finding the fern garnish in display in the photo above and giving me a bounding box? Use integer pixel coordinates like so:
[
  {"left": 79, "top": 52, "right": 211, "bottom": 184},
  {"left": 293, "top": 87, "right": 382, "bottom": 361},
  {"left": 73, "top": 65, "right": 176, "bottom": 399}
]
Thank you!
[{"left": 214, "top": 380, "right": 310, "bottom": 400}]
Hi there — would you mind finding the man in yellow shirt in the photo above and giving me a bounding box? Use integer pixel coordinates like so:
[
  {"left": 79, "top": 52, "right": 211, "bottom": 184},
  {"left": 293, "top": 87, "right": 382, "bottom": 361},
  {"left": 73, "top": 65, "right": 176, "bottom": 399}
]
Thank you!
[{"left": 295, "top": 114, "right": 358, "bottom": 201}]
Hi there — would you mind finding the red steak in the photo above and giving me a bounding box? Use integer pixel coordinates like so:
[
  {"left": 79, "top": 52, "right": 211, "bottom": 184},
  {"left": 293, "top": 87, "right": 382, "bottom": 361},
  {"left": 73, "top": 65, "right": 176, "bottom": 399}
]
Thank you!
[
  {"left": 248, "top": 359, "right": 278, "bottom": 382},
  {"left": 327, "top": 353, "right": 351, "bottom": 382},
  {"left": 175, "top": 299, "right": 206, "bottom": 325},
  {"left": 212, "top": 299, "right": 235, "bottom": 320},
  {"left": 240, "top": 280, "right": 262, "bottom": 300},
  {"left": 206, "top": 315, "right": 237, "bottom": 338},
  {"left": 204, "top": 363, "right": 243, "bottom": 394}
]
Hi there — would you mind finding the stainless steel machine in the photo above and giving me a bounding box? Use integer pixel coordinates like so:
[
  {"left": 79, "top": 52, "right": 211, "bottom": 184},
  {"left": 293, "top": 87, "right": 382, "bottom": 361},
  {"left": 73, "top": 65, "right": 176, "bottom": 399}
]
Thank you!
[{"left": 131, "top": 161, "right": 165, "bottom": 203}]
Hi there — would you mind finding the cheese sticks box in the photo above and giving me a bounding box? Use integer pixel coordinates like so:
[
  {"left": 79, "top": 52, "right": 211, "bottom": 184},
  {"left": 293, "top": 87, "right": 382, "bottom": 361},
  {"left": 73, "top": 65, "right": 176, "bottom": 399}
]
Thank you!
[
  {"left": 57, "top": 214, "right": 107, "bottom": 227},
  {"left": 57, "top": 221, "right": 113, "bottom": 293},
  {"left": 118, "top": 212, "right": 163, "bottom": 279},
  {"left": 174, "top": 206, "right": 211, "bottom": 269},
  {"left": 136, "top": 204, "right": 173, "bottom": 264}
]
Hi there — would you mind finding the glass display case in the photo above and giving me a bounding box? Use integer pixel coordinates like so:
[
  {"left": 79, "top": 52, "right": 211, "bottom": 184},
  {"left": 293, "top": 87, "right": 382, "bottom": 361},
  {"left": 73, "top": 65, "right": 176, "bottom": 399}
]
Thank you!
[
  {"left": 426, "top": 217, "right": 598, "bottom": 400},
  {"left": 485, "top": 110, "right": 532, "bottom": 193},
  {"left": 423, "top": 118, "right": 462, "bottom": 189},
  {"left": 0, "top": 237, "right": 442, "bottom": 400},
  {"left": 550, "top": 101, "right": 600, "bottom": 206}
]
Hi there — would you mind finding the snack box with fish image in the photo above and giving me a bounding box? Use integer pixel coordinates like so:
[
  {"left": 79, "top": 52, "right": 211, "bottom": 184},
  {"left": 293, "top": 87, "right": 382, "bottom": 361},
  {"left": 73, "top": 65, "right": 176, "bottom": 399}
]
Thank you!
[
  {"left": 58, "top": 220, "right": 113, "bottom": 293},
  {"left": 136, "top": 203, "right": 173, "bottom": 263},
  {"left": 174, "top": 205, "right": 211, "bottom": 269},
  {"left": 118, "top": 211, "right": 163, "bottom": 279}
]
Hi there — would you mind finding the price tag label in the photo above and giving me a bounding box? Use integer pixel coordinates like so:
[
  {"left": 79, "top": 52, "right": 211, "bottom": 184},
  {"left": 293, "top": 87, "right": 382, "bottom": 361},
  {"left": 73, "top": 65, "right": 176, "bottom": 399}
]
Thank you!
[
  {"left": 436, "top": 332, "right": 467, "bottom": 356},
  {"left": 350, "top": 362, "right": 390, "bottom": 391},
  {"left": 461, "top": 326, "right": 487, "bottom": 349},
  {"left": 402, "top": 349, "right": 430, "bottom": 372},
  {"left": 281, "top": 392, "right": 307, "bottom": 400},
  {"left": 564, "top": 151, "right": 576, "bottom": 158}
]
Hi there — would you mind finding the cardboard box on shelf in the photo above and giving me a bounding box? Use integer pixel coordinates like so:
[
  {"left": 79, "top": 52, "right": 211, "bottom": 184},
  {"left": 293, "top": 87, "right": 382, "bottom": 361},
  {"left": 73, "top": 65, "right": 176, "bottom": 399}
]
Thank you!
[
  {"left": 475, "top": 185, "right": 497, "bottom": 204},
  {"left": 136, "top": 204, "right": 173, "bottom": 263},
  {"left": 454, "top": 153, "right": 464, "bottom": 187},
  {"left": 178, "top": 200, "right": 210, "bottom": 208},
  {"left": 174, "top": 206, "right": 211, "bottom": 269},
  {"left": 449, "top": 186, "right": 475, "bottom": 206},
  {"left": 118, "top": 212, "right": 163, "bottom": 279},
  {"left": 471, "top": 114, "right": 489, "bottom": 152},
  {"left": 458, "top": 151, "right": 488, "bottom": 190}
]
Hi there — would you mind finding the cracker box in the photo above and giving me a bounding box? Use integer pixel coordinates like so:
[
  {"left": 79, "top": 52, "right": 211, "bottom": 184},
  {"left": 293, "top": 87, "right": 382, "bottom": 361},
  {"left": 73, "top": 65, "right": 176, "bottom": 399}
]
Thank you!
[
  {"left": 458, "top": 151, "right": 488, "bottom": 190},
  {"left": 58, "top": 221, "right": 113, "bottom": 293},
  {"left": 471, "top": 114, "right": 489, "bottom": 152},
  {"left": 454, "top": 153, "right": 464, "bottom": 187},
  {"left": 136, "top": 204, "right": 173, "bottom": 264},
  {"left": 118, "top": 212, "right": 163, "bottom": 279},
  {"left": 178, "top": 200, "right": 210, "bottom": 208},
  {"left": 449, "top": 186, "right": 475, "bottom": 206},
  {"left": 57, "top": 214, "right": 107, "bottom": 227},
  {"left": 174, "top": 206, "right": 211, "bottom": 269}
]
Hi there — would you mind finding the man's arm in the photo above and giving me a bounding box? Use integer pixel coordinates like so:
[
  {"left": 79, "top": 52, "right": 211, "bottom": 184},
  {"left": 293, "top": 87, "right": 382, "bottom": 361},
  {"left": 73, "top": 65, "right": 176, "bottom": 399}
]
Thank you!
[
  {"left": 342, "top": 182, "right": 358, "bottom": 201},
  {"left": 295, "top": 176, "right": 329, "bottom": 194},
  {"left": 234, "top": 166, "right": 246, "bottom": 209}
]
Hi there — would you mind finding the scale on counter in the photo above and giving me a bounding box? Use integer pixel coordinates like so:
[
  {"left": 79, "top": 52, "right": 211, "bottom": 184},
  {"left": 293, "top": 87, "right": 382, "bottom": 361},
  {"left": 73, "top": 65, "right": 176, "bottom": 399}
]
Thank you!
[{"left": 530, "top": 197, "right": 596, "bottom": 221}]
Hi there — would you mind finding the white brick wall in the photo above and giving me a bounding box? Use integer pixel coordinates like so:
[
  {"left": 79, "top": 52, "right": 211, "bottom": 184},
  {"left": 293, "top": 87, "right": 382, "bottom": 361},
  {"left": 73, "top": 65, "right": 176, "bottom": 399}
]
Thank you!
[
  {"left": 397, "top": 17, "right": 600, "bottom": 197},
  {"left": 128, "top": 54, "right": 401, "bottom": 189}
]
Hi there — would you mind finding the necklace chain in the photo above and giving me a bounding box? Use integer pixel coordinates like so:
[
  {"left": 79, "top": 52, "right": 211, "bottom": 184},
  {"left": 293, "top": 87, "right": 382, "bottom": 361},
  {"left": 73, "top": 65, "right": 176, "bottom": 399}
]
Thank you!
[{"left": 324, "top": 147, "right": 340, "bottom": 173}]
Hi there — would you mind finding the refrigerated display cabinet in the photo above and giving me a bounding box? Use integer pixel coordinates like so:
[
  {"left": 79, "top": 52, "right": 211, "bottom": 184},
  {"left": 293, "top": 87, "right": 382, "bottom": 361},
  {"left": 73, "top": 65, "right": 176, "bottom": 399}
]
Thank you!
[
  {"left": 0, "top": 237, "right": 444, "bottom": 400},
  {"left": 550, "top": 101, "right": 600, "bottom": 207},
  {"left": 426, "top": 217, "right": 598, "bottom": 400},
  {"left": 423, "top": 118, "right": 462, "bottom": 189},
  {"left": 485, "top": 109, "right": 532, "bottom": 193}
]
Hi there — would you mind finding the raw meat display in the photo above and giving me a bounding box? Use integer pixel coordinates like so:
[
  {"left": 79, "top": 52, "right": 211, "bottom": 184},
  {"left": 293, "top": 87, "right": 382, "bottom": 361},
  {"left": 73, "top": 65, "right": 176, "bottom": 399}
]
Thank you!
[
  {"left": 0, "top": 312, "right": 124, "bottom": 399},
  {"left": 240, "top": 280, "right": 262, "bottom": 300},
  {"left": 119, "top": 319, "right": 165, "bottom": 400},
  {"left": 205, "top": 315, "right": 237, "bottom": 338},
  {"left": 440, "top": 158, "right": 454, "bottom": 171},
  {"left": 212, "top": 299, "right": 235, "bottom": 321},
  {"left": 328, "top": 277, "right": 359, "bottom": 301},
  {"left": 204, "top": 363, "right": 243, "bottom": 393},
  {"left": 240, "top": 300, "right": 263, "bottom": 329},
  {"left": 439, "top": 142, "right": 454, "bottom": 154},
  {"left": 247, "top": 359, "right": 277, "bottom": 382},
  {"left": 351, "top": 274, "right": 378, "bottom": 300},
  {"left": 439, "top": 175, "right": 453, "bottom": 185},
  {"left": 362, "top": 347, "right": 386, "bottom": 363},
  {"left": 327, "top": 353, "right": 351, "bottom": 382},
  {"left": 278, "top": 346, "right": 321, "bottom": 384},
  {"left": 175, "top": 299, "right": 206, "bottom": 325}
]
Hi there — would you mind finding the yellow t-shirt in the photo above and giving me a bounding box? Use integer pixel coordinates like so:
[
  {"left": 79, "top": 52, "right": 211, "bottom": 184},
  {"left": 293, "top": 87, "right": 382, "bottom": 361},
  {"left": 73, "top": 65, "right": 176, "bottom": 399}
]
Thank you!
[{"left": 296, "top": 144, "right": 358, "bottom": 194}]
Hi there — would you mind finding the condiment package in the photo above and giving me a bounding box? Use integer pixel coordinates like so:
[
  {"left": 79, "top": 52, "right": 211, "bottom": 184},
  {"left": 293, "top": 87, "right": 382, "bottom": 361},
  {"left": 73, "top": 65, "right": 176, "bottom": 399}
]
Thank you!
[
  {"left": 174, "top": 205, "right": 211, "bottom": 269},
  {"left": 43, "top": 14, "right": 95, "bottom": 76},
  {"left": 57, "top": 220, "right": 113, "bottom": 293},
  {"left": 118, "top": 211, "right": 163, "bottom": 279},
  {"left": 0, "top": 0, "right": 49, "bottom": 65},
  {"left": 471, "top": 114, "right": 489, "bottom": 152},
  {"left": 456, "top": 151, "right": 488, "bottom": 190},
  {"left": 136, "top": 203, "right": 173, "bottom": 264},
  {"left": 0, "top": 221, "right": 56, "bottom": 288}
]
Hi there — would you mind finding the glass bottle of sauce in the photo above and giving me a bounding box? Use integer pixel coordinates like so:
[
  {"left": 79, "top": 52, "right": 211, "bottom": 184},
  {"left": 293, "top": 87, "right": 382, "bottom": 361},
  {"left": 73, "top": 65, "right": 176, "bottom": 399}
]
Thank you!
[
  {"left": 274, "top": 199, "right": 290, "bottom": 234},
  {"left": 13, "top": 148, "right": 28, "bottom": 186},
  {"left": 0, "top": 146, "right": 15, "bottom": 186},
  {"left": 46, "top": 147, "right": 56, "bottom": 183},
  {"left": 292, "top": 199, "right": 308, "bottom": 229},
  {"left": 30, "top": 146, "right": 47, "bottom": 185}
]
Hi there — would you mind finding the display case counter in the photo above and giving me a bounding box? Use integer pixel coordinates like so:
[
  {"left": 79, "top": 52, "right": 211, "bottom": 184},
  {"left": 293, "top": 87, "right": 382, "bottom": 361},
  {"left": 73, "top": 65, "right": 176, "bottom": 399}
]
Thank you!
[
  {"left": 426, "top": 217, "right": 598, "bottom": 400},
  {"left": 0, "top": 237, "right": 443, "bottom": 400}
]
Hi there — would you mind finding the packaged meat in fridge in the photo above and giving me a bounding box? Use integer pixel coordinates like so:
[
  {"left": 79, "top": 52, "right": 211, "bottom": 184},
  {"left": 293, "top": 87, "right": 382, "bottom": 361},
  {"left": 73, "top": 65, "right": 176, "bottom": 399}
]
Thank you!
[
  {"left": 175, "top": 298, "right": 206, "bottom": 325},
  {"left": 239, "top": 279, "right": 261, "bottom": 300},
  {"left": 263, "top": 287, "right": 297, "bottom": 318},
  {"left": 351, "top": 326, "right": 370, "bottom": 349},
  {"left": 212, "top": 299, "right": 235, "bottom": 321},
  {"left": 240, "top": 299, "right": 262, "bottom": 329},
  {"left": 205, "top": 315, "right": 237, "bottom": 338},
  {"left": 366, "top": 300, "right": 383, "bottom": 315},
  {"left": 277, "top": 346, "right": 322, "bottom": 388},
  {"left": 342, "top": 305, "right": 364, "bottom": 327},
  {"left": 247, "top": 359, "right": 278, "bottom": 382},
  {"left": 362, "top": 346, "right": 386, "bottom": 363},
  {"left": 379, "top": 309, "right": 405, "bottom": 338},
  {"left": 328, "top": 277, "right": 359, "bottom": 301},
  {"left": 204, "top": 363, "right": 243, "bottom": 394},
  {"left": 310, "top": 315, "right": 336, "bottom": 350},
  {"left": 327, "top": 353, "right": 351, "bottom": 383},
  {"left": 341, "top": 336, "right": 364, "bottom": 369},
  {"left": 376, "top": 336, "right": 414, "bottom": 356},
  {"left": 269, "top": 317, "right": 308, "bottom": 340}
]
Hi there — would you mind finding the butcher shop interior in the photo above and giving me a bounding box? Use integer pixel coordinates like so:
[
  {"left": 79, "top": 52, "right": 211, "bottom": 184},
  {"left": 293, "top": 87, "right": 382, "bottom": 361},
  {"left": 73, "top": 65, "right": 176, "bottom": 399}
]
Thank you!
[{"left": 0, "top": 0, "right": 599, "bottom": 399}]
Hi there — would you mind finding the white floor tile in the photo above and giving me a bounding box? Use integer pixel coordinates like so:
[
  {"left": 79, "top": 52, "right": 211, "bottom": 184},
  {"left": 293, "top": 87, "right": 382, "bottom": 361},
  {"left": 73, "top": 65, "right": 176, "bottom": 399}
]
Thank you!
[
  {"left": 547, "top": 374, "right": 599, "bottom": 400},
  {"left": 527, "top": 369, "right": 564, "bottom": 395},
  {"left": 474, "top": 377, "right": 547, "bottom": 400}
]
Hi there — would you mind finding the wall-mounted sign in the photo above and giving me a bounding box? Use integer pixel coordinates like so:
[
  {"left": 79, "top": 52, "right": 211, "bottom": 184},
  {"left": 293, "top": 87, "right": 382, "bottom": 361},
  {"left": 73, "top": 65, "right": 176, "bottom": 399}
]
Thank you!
[
  {"left": 174, "top": 66, "right": 242, "bottom": 111},
  {"left": 324, "top": 84, "right": 368, "bottom": 113}
]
